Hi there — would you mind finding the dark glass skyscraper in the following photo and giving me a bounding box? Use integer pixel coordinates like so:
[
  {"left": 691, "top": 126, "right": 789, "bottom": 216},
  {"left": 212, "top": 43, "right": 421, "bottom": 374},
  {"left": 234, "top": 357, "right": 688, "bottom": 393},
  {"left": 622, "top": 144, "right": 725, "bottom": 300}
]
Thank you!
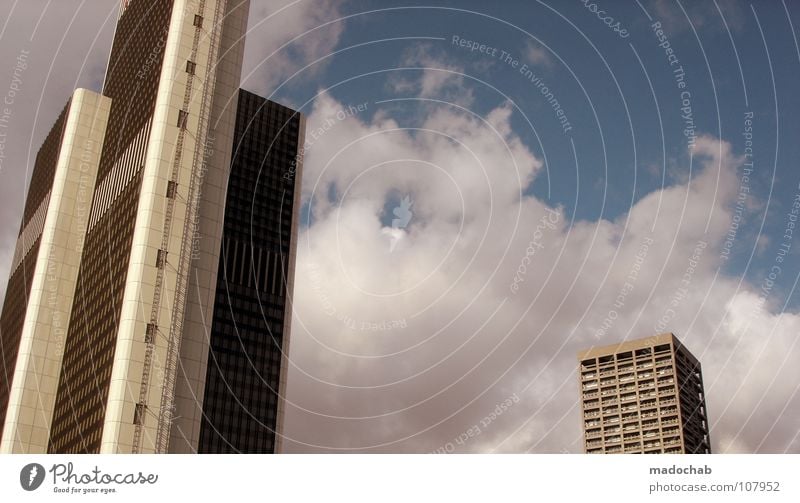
[{"left": 195, "top": 90, "right": 303, "bottom": 453}]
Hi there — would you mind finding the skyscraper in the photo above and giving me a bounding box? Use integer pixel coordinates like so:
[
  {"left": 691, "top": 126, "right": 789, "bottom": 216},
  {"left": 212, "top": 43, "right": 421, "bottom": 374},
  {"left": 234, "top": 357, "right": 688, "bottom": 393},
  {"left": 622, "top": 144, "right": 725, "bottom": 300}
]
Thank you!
[
  {"left": 578, "top": 333, "right": 711, "bottom": 454},
  {"left": 0, "top": 90, "right": 110, "bottom": 453},
  {"left": 170, "top": 90, "right": 304, "bottom": 453},
  {"left": 0, "top": 0, "right": 306, "bottom": 454}
]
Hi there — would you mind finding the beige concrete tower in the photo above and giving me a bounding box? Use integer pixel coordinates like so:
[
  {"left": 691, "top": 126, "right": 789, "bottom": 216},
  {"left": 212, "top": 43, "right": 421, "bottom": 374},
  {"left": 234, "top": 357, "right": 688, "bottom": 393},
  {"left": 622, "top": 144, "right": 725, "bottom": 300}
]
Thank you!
[
  {"left": 578, "top": 333, "right": 711, "bottom": 454},
  {"left": 34, "top": 0, "right": 250, "bottom": 454},
  {"left": 0, "top": 89, "right": 111, "bottom": 453},
  {"left": 97, "top": 0, "right": 250, "bottom": 454}
]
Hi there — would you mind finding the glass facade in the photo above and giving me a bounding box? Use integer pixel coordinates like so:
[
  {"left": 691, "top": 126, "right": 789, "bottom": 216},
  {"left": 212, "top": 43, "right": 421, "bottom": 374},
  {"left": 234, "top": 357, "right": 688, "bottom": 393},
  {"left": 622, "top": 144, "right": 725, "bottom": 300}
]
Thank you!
[{"left": 197, "top": 90, "right": 301, "bottom": 453}]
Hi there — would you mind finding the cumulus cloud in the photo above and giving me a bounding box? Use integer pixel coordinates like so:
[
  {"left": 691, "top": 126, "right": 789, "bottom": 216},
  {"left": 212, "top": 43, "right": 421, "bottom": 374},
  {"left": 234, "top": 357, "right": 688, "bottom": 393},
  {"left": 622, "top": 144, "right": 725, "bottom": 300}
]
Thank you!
[
  {"left": 386, "top": 44, "right": 476, "bottom": 106},
  {"left": 241, "top": 0, "right": 345, "bottom": 95},
  {"left": 281, "top": 81, "right": 800, "bottom": 453}
]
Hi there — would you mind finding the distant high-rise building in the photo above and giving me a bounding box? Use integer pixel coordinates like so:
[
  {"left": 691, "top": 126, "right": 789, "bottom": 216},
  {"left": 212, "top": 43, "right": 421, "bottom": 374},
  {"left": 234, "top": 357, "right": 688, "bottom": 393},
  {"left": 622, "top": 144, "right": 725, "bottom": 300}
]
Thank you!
[{"left": 578, "top": 333, "right": 711, "bottom": 454}]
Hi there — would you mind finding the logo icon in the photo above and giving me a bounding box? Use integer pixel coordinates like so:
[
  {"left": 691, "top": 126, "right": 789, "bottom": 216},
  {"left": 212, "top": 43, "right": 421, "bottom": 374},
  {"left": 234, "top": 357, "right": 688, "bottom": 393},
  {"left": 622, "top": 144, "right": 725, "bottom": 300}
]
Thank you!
[
  {"left": 388, "top": 195, "right": 413, "bottom": 252},
  {"left": 20, "top": 463, "right": 45, "bottom": 491}
]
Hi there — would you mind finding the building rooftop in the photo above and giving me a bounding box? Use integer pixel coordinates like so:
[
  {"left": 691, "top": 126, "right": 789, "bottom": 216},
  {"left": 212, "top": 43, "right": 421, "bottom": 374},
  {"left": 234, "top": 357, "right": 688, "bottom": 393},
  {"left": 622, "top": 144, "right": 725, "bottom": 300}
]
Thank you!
[{"left": 578, "top": 332, "right": 700, "bottom": 367}]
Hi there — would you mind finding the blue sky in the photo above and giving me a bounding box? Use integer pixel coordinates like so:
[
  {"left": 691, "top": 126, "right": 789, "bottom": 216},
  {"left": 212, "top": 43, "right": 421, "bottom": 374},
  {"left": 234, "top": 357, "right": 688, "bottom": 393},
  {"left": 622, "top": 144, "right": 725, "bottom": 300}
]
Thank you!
[{"left": 249, "top": 0, "right": 800, "bottom": 307}]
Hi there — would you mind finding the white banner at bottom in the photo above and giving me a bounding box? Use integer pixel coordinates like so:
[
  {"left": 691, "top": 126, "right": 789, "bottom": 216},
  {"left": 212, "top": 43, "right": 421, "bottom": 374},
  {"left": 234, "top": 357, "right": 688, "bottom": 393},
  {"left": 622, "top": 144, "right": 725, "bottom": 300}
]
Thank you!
[{"left": 1, "top": 454, "right": 797, "bottom": 502}]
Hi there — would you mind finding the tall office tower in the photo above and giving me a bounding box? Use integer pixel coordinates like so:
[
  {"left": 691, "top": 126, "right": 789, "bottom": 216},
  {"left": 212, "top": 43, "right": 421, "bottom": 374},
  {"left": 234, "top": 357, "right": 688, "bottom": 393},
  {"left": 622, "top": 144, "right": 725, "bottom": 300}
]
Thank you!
[
  {"left": 0, "top": 90, "right": 110, "bottom": 453},
  {"left": 578, "top": 333, "right": 711, "bottom": 454},
  {"left": 170, "top": 90, "right": 304, "bottom": 453},
  {"left": 0, "top": 0, "right": 251, "bottom": 454}
]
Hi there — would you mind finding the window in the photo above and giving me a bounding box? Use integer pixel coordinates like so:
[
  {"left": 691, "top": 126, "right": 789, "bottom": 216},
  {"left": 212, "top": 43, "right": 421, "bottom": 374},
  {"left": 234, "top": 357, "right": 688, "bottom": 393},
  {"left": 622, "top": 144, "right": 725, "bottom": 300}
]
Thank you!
[
  {"left": 177, "top": 110, "right": 189, "bottom": 129},
  {"left": 156, "top": 249, "right": 167, "bottom": 268},
  {"left": 145, "top": 323, "right": 157, "bottom": 344},
  {"left": 166, "top": 180, "right": 177, "bottom": 199},
  {"left": 134, "top": 403, "right": 146, "bottom": 425},
  {"left": 186, "top": 60, "right": 196, "bottom": 75},
  {"left": 193, "top": 14, "right": 203, "bottom": 27}
]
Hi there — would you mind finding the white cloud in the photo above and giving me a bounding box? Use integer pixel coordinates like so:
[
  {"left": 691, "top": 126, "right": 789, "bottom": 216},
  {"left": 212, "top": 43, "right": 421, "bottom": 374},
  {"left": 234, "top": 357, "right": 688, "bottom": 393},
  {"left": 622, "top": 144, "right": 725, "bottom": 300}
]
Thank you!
[
  {"left": 281, "top": 84, "right": 800, "bottom": 453},
  {"left": 387, "top": 45, "right": 475, "bottom": 106},
  {"left": 241, "top": 0, "right": 345, "bottom": 96}
]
